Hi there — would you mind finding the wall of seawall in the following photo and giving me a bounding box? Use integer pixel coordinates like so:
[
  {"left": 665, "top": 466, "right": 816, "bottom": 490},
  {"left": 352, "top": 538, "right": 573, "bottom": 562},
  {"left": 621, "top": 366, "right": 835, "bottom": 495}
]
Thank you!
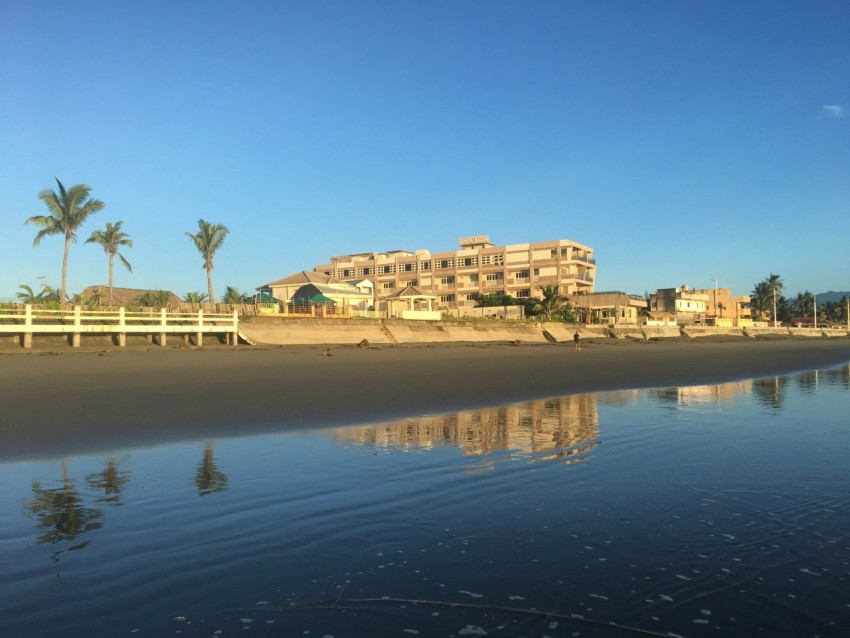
[
  {"left": 239, "top": 317, "right": 392, "bottom": 345},
  {"left": 239, "top": 317, "right": 598, "bottom": 345},
  {"left": 789, "top": 328, "right": 828, "bottom": 338},
  {"left": 822, "top": 328, "right": 850, "bottom": 338},
  {"left": 643, "top": 326, "right": 682, "bottom": 339},
  {"left": 385, "top": 320, "right": 549, "bottom": 344},
  {"left": 543, "top": 323, "right": 609, "bottom": 343},
  {"left": 682, "top": 327, "right": 746, "bottom": 338},
  {"left": 609, "top": 326, "right": 647, "bottom": 340},
  {"left": 744, "top": 327, "right": 790, "bottom": 337}
]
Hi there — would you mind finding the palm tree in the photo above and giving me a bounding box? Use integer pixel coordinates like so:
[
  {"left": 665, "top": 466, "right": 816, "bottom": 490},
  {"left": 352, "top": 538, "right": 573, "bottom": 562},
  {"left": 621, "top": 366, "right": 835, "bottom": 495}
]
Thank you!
[
  {"left": 183, "top": 291, "right": 208, "bottom": 304},
  {"left": 220, "top": 286, "right": 246, "bottom": 304},
  {"left": 532, "top": 284, "right": 566, "bottom": 321},
  {"left": 85, "top": 221, "right": 133, "bottom": 306},
  {"left": 16, "top": 284, "right": 60, "bottom": 305},
  {"left": 765, "top": 273, "right": 784, "bottom": 324},
  {"left": 25, "top": 179, "right": 105, "bottom": 304},
  {"left": 790, "top": 291, "right": 814, "bottom": 319},
  {"left": 749, "top": 281, "right": 772, "bottom": 321},
  {"left": 16, "top": 284, "right": 43, "bottom": 304},
  {"left": 139, "top": 289, "right": 171, "bottom": 309},
  {"left": 186, "top": 219, "right": 228, "bottom": 303}
]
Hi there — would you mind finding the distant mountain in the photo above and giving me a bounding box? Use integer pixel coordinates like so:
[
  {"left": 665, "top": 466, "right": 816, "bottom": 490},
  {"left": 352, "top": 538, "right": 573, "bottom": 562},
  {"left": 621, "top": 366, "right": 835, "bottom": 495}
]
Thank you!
[{"left": 817, "top": 291, "right": 850, "bottom": 303}]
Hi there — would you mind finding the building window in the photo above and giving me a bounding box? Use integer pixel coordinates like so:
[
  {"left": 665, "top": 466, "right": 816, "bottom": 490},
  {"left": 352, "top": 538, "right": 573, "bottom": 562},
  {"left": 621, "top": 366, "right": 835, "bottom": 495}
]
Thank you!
[
  {"left": 436, "top": 259, "right": 454, "bottom": 269},
  {"left": 379, "top": 265, "right": 395, "bottom": 274},
  {"left": 440, "top": 294, "right": 455, "bottom": 303},
  {"left": 515, "top": 270, "right": 530, "bottom": 279},
  {"left": 420, "top": 261, "right": 431, "bottom": 270},
  {"left": 486, "top": 273, "right": 503, "bottom": 282},
  {"left": 516, "top": 289, "right": 531, "bottom": 298},
  {"left": 341, "top": 269, "right": 353, "bottom": 278},
  {"left": 356, "top": 268, "right": 365, "bottom": 277},
  {"left": 363, "top": 267, "right": 374, "bottom": 276},
  {"left": 459, "top": 256, "right": 477, "bottom": 267},
  {"left": 382, "top": 282, "right": 395, "bottom": 290},
  {"left": 469, "top": 274, "right": 479, "bottom": 283},
  {"left": 401, "top": 263, "right": 415, "bottom": 272},
  {"left": 440, "top": 276, "right": 455, "bottom": 285},
  {"left": 465, "top": 294, "right": 478, "bottom": 302}
]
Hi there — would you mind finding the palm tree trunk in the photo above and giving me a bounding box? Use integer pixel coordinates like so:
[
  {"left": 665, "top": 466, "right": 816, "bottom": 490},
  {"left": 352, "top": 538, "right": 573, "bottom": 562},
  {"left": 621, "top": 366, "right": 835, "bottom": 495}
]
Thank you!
[
  {"left": 206, "top": 267, "right": 214, "bottom": 306},
  {"left": 108, "top": 254, "right": 114, "bottom": 307},
  {"left": 61, "top": 234, "right": 71, "bottom": 305}
]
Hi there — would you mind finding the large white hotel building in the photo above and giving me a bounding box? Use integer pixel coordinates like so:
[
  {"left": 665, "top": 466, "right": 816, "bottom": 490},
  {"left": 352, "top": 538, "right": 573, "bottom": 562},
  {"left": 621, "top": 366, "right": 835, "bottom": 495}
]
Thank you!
[{"left": 312, "top": 235, "right": 596, "bottom": 311}]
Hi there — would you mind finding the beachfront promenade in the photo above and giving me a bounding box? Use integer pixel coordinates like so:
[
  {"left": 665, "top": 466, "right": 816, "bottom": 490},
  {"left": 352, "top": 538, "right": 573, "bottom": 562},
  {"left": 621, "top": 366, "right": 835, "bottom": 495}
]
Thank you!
[
  {"left": 1, "top": 306, "right": 848, "bottom": 349},
  {"left": 0, "top": 305, "right": 239, "bottom": 348}
]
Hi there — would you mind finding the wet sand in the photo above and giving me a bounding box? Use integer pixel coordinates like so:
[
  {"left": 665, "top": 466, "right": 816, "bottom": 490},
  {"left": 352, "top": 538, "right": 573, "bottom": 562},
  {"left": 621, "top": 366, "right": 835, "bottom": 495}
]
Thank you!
[{"left": 1, "top": 338, "right": 848, "bottom": 460}]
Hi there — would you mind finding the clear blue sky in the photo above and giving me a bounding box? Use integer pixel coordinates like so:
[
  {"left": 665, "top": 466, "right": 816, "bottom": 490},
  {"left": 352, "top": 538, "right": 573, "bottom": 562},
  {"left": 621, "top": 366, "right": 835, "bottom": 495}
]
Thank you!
[{"left": 2, "top": 0, "right": 848, "bottom": 301}]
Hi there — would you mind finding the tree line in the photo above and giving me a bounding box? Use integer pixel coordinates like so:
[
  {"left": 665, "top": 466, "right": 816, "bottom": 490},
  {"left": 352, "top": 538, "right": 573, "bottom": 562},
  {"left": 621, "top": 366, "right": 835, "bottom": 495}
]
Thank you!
[
  {"left": 19, "top": 178, "right": 239, "bottom": 308},
  {"left": 750, "top": 273, "right": 849, "bottom": 325}
]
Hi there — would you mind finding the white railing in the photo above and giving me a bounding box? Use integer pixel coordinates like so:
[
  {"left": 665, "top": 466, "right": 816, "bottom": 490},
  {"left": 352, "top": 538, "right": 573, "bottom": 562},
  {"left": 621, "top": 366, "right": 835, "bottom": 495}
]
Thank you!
[{"left": 0, "top": 305, "right": 239, "bottom": 348}]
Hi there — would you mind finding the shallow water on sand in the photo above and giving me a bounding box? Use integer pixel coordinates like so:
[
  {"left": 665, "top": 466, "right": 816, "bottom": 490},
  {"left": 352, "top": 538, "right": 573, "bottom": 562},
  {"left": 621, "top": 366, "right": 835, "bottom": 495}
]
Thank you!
[{"left": 2, "top": 365, "right": 850, "bottom": 637}]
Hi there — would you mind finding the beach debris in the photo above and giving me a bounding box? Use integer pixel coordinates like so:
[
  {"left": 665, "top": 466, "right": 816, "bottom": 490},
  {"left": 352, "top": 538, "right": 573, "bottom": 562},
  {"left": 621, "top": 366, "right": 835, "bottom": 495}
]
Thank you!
[
  {"left": 510, "top": 339, "right": 522, "bottom": 346},
  {"left": 357, "top": 338, "right": 371, "bottom": 348},
  {"left": 321, "top": 349, "right": 333, "bottom": 356}
]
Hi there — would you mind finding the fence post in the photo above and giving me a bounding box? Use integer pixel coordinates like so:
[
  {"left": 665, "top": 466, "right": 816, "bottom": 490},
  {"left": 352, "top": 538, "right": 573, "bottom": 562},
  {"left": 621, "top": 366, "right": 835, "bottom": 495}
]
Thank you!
[
  {"left": 159, "top": 308, "right": 167, "bottom": 346},
  {"left": 23, "top": 304, "right": 33, "bottom": 348},
  {"left": 71, "top": 305, "right": 81, "bottom": 347},
  {"left": 196, "top": 309, "right": 203, "bottom": 347},
  {"left": 231, "top": 308, "right": 239, "bottom": 346},
  {"left": 118, "top": 307, "right": 126, "bottom": 347}
]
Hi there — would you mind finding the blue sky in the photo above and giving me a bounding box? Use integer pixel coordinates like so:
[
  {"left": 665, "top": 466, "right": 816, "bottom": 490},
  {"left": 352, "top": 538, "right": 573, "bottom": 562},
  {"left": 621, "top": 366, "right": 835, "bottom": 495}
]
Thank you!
[{"left": 1, "top": 1, "right": 848, "bottom": 302}]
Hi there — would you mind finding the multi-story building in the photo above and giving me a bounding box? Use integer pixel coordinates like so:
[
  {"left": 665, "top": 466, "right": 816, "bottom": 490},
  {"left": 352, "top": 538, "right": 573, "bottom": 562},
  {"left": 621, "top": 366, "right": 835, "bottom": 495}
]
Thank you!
[
  {"left": 691, "top": 287, "right": 752, "bottom": 327},
  {"left": 650, "top": 285, "right": 709, "bottom": 325},
  {"left": 312, "top": 235, "right": 596, "bottom": 312}
]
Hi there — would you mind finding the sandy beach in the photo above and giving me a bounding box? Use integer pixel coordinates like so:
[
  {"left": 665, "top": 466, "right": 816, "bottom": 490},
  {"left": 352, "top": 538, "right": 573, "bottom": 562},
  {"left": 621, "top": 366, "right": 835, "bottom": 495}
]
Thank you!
[{"left": 1, "top": 338, "right": 848, "bottom": 460}]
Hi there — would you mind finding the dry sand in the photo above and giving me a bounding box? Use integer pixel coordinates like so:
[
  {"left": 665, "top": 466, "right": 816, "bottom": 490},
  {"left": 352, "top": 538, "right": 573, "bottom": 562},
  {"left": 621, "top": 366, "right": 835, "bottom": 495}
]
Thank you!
[{"left": 1, "top": 338, "right": 848, "bottom": 460}]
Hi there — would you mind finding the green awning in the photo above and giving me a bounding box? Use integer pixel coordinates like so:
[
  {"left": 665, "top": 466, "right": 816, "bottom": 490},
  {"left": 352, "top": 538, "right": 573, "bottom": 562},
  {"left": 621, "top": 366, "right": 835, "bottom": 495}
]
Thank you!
[{"left": 293, "top": 292, "right": 335, "bottom": 304}]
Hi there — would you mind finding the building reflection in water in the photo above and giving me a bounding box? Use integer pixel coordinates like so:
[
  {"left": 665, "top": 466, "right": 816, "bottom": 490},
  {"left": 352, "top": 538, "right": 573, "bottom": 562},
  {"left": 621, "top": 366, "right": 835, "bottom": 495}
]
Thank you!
[
  {"left": 332, "top": 366, "right": 850, "bottom": 463},
  {"left": 333, "top": 393, "right": 601, "bottom": 465}
]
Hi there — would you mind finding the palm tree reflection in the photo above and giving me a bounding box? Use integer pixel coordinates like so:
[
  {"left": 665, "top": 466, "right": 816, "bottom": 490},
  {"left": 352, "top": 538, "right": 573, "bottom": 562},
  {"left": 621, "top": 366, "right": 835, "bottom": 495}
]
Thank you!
[
  {"left": 195, "top": 443, "right": 228, "bottom": 496},
  {"left": 86, "top": 457, "right": 130, "bottom": 505},
  {"left": 27, "top": 461, "right": 104, "bottom": 553}
]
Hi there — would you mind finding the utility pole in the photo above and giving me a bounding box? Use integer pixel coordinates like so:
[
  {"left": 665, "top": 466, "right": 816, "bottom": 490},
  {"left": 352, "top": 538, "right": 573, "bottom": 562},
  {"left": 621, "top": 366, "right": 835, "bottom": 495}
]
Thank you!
[
  {"left": 772, "top": 288, "right": 778, "bottom": 327},
  {"left": 814, "top": 293, "right": 818, "bottom": 329},
  {"left": 710, "top": 279, "right": 718, "bottom": 321}
]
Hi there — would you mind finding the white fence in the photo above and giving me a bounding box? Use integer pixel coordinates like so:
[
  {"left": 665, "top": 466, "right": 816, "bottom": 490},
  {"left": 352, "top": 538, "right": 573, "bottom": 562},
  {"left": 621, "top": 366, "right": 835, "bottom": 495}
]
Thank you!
[{"left": 0, "top": 305, "right": 239, "bottom": 348}]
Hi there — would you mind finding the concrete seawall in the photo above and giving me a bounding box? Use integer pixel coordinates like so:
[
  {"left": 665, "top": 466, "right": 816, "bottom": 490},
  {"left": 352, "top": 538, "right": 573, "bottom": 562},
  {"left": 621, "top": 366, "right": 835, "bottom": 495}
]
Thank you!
[{"left": 237, "top": 317, "right": 849, "bottom": 347}]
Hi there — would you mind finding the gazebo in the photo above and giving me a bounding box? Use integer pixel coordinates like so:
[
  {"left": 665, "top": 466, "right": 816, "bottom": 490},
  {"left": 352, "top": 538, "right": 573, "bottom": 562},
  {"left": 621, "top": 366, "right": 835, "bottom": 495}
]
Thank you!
[{"left": 383, "top": 285, "right": 440, "bottom": 320}]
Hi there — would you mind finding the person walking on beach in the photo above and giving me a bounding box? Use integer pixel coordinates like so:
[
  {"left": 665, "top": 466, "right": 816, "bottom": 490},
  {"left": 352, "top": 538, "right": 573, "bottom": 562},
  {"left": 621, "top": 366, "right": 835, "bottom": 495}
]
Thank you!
[{"left": 573, "top": 330, "right": 581, "bottom": 350}]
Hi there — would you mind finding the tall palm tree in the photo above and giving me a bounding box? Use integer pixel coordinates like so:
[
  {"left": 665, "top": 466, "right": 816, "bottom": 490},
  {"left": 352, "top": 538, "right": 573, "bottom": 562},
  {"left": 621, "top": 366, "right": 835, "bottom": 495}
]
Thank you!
[
  {"left": 185, "top": 219, "right": 228, "bottom": 303},
  {"left": 25, "top": 179, "right": 105, "bottom": 305},
  {"left": 749, "top": 281, "right": 772, "bottom": 321},
  {"left": 85, "top": 221, "right": 133, "bottom": 306},
  {"left": 765, "top": 273, "right": 784, "bottom": 323}
]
